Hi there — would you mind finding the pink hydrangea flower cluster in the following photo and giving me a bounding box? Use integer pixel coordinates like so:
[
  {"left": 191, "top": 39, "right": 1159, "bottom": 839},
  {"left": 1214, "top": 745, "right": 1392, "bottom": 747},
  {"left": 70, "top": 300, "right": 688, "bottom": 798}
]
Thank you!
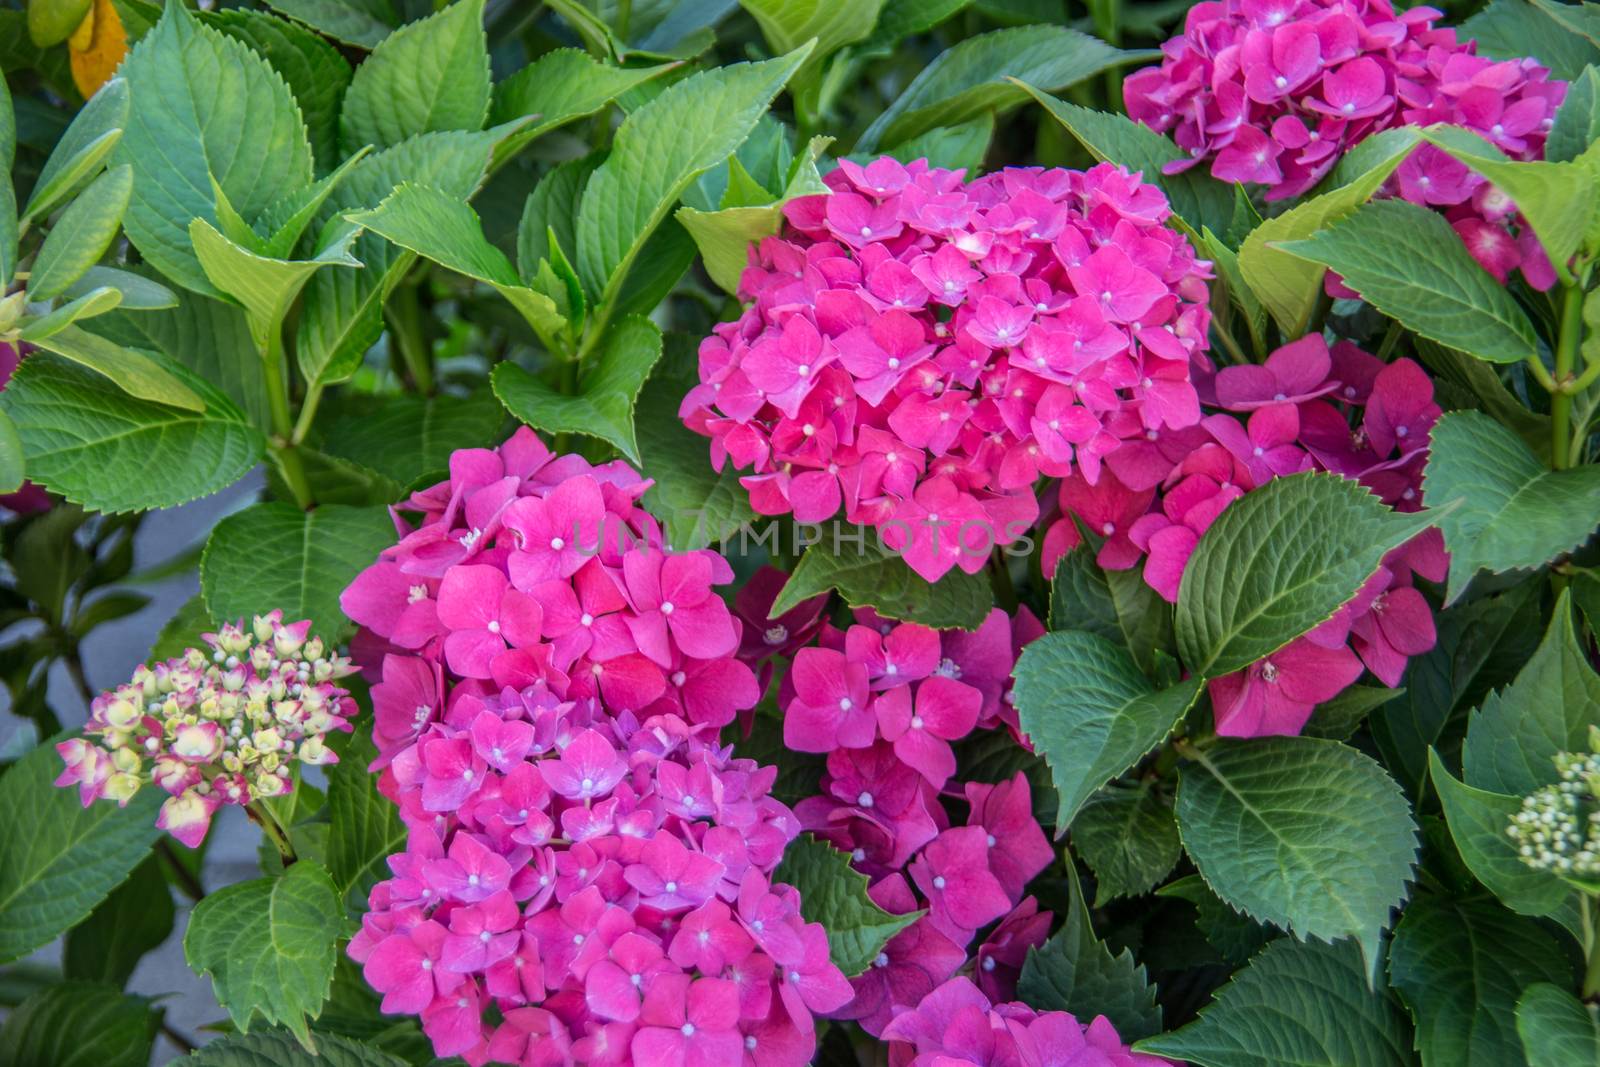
[
  {"left": 55, "top": 610, "right": 356, "bottom": 847},
  {"left": 780, "top": 606, "right": 1065, "bottom": 1033},
  {"left": 681, "top": 157, "right": 1212, "bottom": 583},
  {"left": 1042, "top": 335, "right": 1445, "bottom": 736},
  {"left": 1124, "top": 0, "right": 1566, "bottom": 285},
  {"left": 884, "top": 977, "right": 1176, "bottom": 1067},
  {"left": 340, "top": 428, "right": 852, "bottom": 1065}
]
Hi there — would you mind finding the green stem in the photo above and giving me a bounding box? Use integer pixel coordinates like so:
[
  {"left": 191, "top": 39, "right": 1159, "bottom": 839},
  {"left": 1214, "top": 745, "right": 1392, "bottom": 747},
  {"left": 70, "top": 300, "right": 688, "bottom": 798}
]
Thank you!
[
  {"left": 1375, "top": 318, "right": 1404, "bottom": 363},
  {"left": 1584, "top": 896, "right": 1600, "bottom": 1000},
  {"left": 291, "top": 383, "right": 323, "bottom": 446},
  {"left": 387, "top": 280, "right": 434, "bottom": 394},
  {"left": 1552, "top": 282, "right": 1584, "bottom": 470},
  {"left": 155, "top": 838, "right": 205, "bottom": 902},
  {"left": 1569, "top": 357, "right": 1600, "bottom": 396},
  {"left": 1211, "top": 323, "right": 1251, "bottom": 367},
  {"left": 247, "top": 801, "right": 296, "bottom": 865}
]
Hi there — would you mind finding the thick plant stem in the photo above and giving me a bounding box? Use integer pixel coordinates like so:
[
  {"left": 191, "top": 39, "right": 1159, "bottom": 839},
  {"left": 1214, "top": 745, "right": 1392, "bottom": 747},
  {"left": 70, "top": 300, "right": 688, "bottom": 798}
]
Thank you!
[
  {"left": 387, "top": 280, "right": 434, "bottom": 394},
  {"left": 1552, "top": 281, "right": 1583, "bottom": 470},
  {"left": 260, "top": 332, "right": 314, "bottom": 508},
  {"left": 247, "top": 801, "right": 296, "bottom": 865}
]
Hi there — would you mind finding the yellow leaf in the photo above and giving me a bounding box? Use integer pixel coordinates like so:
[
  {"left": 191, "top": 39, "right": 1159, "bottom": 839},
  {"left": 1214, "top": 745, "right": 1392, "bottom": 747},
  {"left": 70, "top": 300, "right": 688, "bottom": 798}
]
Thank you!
[{"left": 69, "top": 0, "right": 127, "bottom": 100}]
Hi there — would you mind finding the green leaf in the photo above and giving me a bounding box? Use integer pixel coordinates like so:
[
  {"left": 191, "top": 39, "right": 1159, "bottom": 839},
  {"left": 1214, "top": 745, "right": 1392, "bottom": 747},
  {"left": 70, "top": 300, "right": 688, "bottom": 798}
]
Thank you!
[
  {"left": 1463, "top": 0, "right": 1600, "bottom": 80},
  {"left": 190, "top": 216, "right": 361, "bottom": 349},
  {"left": 210, "top": 8, "right": 354, "bottom": 174},
  {"left": 184, "top": 861, "right": 344, "bottom": 1048},
  {"left": 60, "top": 266, "right": 177, "bottom": 311},
  {"left": 1048, "top": 550, "right": 1172, "bottom": 677},
  {"left": 769, "top": 536, "right": 995, "bottom": 629},
  {"left": 16, "top": 287, "right": 124, "bottom": 344},
  {"left": 1302, "top": 684, "right": 1397, "bottom": 742},
  {"left": 491, "top": 49, "right": 681, "bottom": 163},
  {"left": 1018, "top": 863, "right": 1161, "bottom": 1038},
  {"left": 338, "top": 0, "right": 488, "bottom": 157},
  {"left": 0, "top": 738, "right": 163, "bottom": 965},
  {"left": 772, "top": 833, "right": 920, "bottom": 976},
  {"left": 1518, "top": 983, "right": 1600, "bottom": 1067},
  {"left": 1388, "top": 893, "right": 1572, "bottom": 1067},
  {"left": 858, "top": 26, "right": 1147, "bottom": 151},
  {"left": 345, "top": 182, "right": 566, "bottom": 348},
  {"left": 1072, "top": 784, "right": 1180, "bottom": 904},
  {"left": 27, "top": 164, "right": 132, "bottom": 302},
  {"left": 24, "top": 325, "right": 205, "bottom": 412},
  {"left": 28, "top": 0, "right": 93, "bottom": 47},
  {"left": 1462, "top": 591, "right": 1600, "bottom": 796},
  {"left": 1013, "top": 630, "right": 1199, "bottom": 831},
  {"left": 0, "top": 982, "right": 159, "bottom": 1067},
  {"left": 1430, "top": 752, "right": 1578, "bottom": 927},
  {"left": 741, "top": 0, "right": 884, "bottom": 66},
  {"left": 187, "top": 1026, "right": 413, "bottom": 1067},
  {"left": 201, "top": 501, "right": 397, "bottom": 641},
  {"left": 881, "top": 114, "right": 994, "bottom": 173},
  {"left": 319, "top": 389, "right": 504, "bottom": 487},
  {"left": 326, "top": 730, "right": 405, "bottom": 920},
  {"left": 1239, "top": 127, "right": 1420, "bottom": 337},
  {"left": 861, "top": 0, "right": 974, "bottom": 53},
  {"left": 0, "top": 409, "right": 23, "bottom": 495},
  {"left": 261, "top": 0, "right": 398, "bottom": 49},
  {"left": 517, "top": 154, "right": 599, "bottom": 290},
  {"left": 295, "top": 128, "right": 499, "bottom": 388},
  {"left": 1176, "top": 736, "right": 1418, "bottom": 972},
  {"left": 1137, "top": 938, "right": 1417, "bottom": 1067},
  {"left": 575, "top": 46, "right": 813, "bottom": 303},
  {"left": 0, "top": 54, "right": 13, "bottom": 171},
  {"left": 1176, "top": 472, "right": 1437, "bottom": 678},
  {"left": 634, "top": 337, "right": 758, "bottom": 549},
  {"left": 1549, "top": 65, "right": 1600, "bottom": 163},
  {"left": 677, "top": 135, "right": 828, "bottom": 295},
  {"left": 1423, "top": 412, "right": 1600, "bottom": 600},
  {"left": 1275, "top": 199, "right": 1540, "bottom": 365},
  {"left": 1156, "top": 874, "right": 1274, "bottom": 967},
  {"left": 115, "top": 1, "right": 315, "bottom": 296},
  {"left": 0, "top": 157, "right": 15, "bottom": 291},
  {"left": 1013, "top": 81, "right": 1234, "bottom": 237},
  {"left": 0, "top": 353, "right": 263, "bottom": 513},
  {"left": 62, "top": 854, "right": 174, "bottom": 988},
  {"left": 22, "top": 77, "right": 128, "bottom": 223},
  {"left": 492, "top": 315, "right": 663, "bottom": 463}
]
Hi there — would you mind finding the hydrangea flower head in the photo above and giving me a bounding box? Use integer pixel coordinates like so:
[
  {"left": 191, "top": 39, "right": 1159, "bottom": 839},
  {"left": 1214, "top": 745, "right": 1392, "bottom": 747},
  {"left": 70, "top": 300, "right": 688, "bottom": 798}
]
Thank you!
[
  {"left": 683, "top": 159, "right": 1212, "bottom": 582},
  {"left": 342, "top": 429, "right": 850, "bottom": 1064},
  {"left": 54, "top": 610, "right": 357, "bottom": 846}
]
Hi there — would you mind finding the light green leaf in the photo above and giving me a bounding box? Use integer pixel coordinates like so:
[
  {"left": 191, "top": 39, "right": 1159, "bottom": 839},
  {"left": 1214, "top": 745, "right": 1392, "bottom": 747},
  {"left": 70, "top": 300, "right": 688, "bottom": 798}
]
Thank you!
[
  {"left": 62, "top": 854, "right": 174, "bottom": 988},
  {"left": 326, "top": 731, "right": 405, "bottom": 920},
  {"left": 1137, "top": 938, "right": 1417, "bottom": 1067},
  {"left": 740, "top": 0, "right": 883, "bottom": 66},
  {"left": 492, "top": 315, "right": 663, "bottom": 463},
  {"left": 17, "top": 286, "right": 124, "bottom": 343},
  {"left": 575, "top": 45, "right": 813, "bottom": 304},
  {"left": 1013, "top": 81, "right": 1234, "bottom": 237},
  {"left": 1013, "top": 630, "right": 1199, "bottom": 831},
  {"left": 338, "top": 0, "right": 488, "bottom": 156},
  {"left": 319, "top": 389, "right": 504, "bottom": 487},
  {"left": 1072, "top": 784, "right": 1181, "bottom": 905},
  {"left": 296, "top": 128, "right": 499, "bottom": 388},
  {"left": 859, "top": 26, "right": 1147, "bottom": 151},
  {"left": 769, "top": 536, "right": 994, "bottom": 629},
  {"left": 191, "top": 216, "right": 361, "bottom": 349},
  {"left": 60, "top": 266, "right": 177, "bottom": 311},
  {"left": 201, "top": 501, "right": 396, "bottom": 641},
  {"left": 676, "top": 135, "right": 828, "bottom": 295},
  {"left": 1423, "top": 412, "right": 1600, "bottom": 600},
  {"left": 0, "top": 982, "right": 158, "bottom": 1067},
  {"left": 1176, "top": 472, "right": 1438, "bottom": 678},
  {"left": 1549, "top": 65, "right": 1600, "bottom": 163},
  {"left": 0, "top": 156, "right": 15, "bottom": 291},
  {"left": 1462, "top": 591, "right": 1600, "bottom": 796},
  {"left": 255, "top": 150, "right": 371, "bottom": 261},
  {"left": 210, "top": 7, "right": 353, "bottom": 172},
  {"left": 1518, "top": 983, "right": 1600, "bottom": 1067},
  {"left": 1388, "top": 893, "right": 1572, "bottom": 1067},
  {"left": 261, "top": 0, "right": 398, "bottom": 49},
  {"left": 27, "top": 164, "right": 133, "bottom": 302},
  {"left": 634, "top": 337, "right": 758, "bottom": 549},
  {"left": 1430, "top": 752, "right": 1578, "bottom": 927},
  {"left": 345, "top": 182, "right": 566, "bottom": 349},
  {"left": 1275, "top": 199, "right": 1540, "bottom": 365},
  {"left": 1, "top": 354, "right": 260, "bottom": 512},
  {"left": 1018, "top": 863, "right": 1161, "bottom": 1038},
  {"left": 25, "top": 324, "right": 206, "bottom": 412},
  {"left": 184, "top": 861, "right": 344, "bottom": 1047},
  {"left": 0, "top": 408, "right": 23, "bottom": 494},
  {"left": 1239, "top": 127, "right": 1419, "bottom": 337},
  {"left": 516, "top": 154, "right": 599, "bottom": 289},
  {"left": 22, "top": 77, "right": 128, "bottom": 223},
  {"left": 0, "top": 737, "right": 163, "bottom": 965},
  {"left": 1176, "top": 736, "right": 1418, "bottom": 973},
  {"left": 188, "top": 1030, "right": 409, "bottom": 1067},
  {"left": 490, "top": 49, "right": 681, "bottom": 164},
  {"left": 772, "top": 833, "right": 921, "bottom": 976}
]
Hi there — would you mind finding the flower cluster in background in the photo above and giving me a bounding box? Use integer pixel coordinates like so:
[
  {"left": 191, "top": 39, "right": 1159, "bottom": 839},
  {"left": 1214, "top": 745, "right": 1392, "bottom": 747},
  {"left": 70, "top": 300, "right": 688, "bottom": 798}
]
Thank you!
[
  {"left": 1125, "top": 0, "right": 1566, "bottom": 285},
  {"left": 1508, "top": 733, "right": 1600, "bottom": 884},
  {"left": 1043, "top": 335, "right": 1444, "bottom": 736},
  {"left": 681, "top": 159, "right": 1213, "bottom": 582},
  {"left": 55, "top": 611, "right": 356, "bottom": 846},
  {"left": 341, "top": 429, "right": 851, "bottom": 1065}
]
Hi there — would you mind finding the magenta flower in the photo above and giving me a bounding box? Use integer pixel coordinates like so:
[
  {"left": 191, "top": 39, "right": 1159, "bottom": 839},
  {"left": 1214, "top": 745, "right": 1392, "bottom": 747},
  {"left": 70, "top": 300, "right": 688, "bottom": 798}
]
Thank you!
[
  {"left": 877, "top": 676, "right": 981, "bottom": 785},
  {"left": 1209, "top": 636, "right": 1366, "bottom": 737},
  {"left": 633, "top": 975, "right": 744, "bottom": 1067},
  {"left": 622, "top": 549, "right": 739, "bottom": 665},
  {"left": 1214, "top": 334, "right": 1335, "bottom": 411},
  {"left": 625, "top": 832, "right": 725, "bottom": 911},
  {"left": 364, "top": 919, "right": 460, "bottom": 1014},
  {"left": 910, "top": 826, "right": 1014, "bottom": 945},
  {"left": 964, "top": 774, "right": 1054, "bottom": 901},
  {"left": 540, "top": 728, "right": 628, "bottom": 800},
  {"left": 783, "top": 648, "right": 875, "bottom": 752},
  {"left": 441, "top": 889, "right": 521, "bottom": 973},
  {"left": 975, "top": 897, "right": 1053, "bottom": 1003},
  {"left": 436, "top": 564, "right": 544, "bottom": 679},
  {"left": 585, "top": 931, "right": 673, "bottom": 1022}
]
